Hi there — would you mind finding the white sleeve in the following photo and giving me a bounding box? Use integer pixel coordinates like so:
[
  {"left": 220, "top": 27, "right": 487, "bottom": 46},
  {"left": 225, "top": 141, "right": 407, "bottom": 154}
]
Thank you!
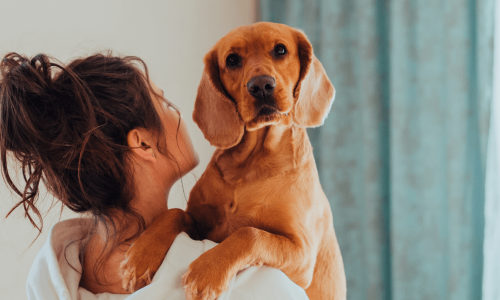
[
  {"left": 222, "top": 265, "right": 309, "bottom": 300},
  {"left": 128, "top": 233, "right": 309, "bottom": 300}
]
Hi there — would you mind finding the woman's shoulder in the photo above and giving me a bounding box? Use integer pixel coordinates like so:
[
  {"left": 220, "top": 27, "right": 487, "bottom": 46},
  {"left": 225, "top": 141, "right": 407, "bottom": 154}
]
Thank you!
[
  {"left": 80, "top": 228, "right": 130, "bottom": 294},
  {"left": 27, "top": 218, "right": 127, "bottom": 300},
  {"left": 229, "top": 265, "right": 309, "bottom": 300}
]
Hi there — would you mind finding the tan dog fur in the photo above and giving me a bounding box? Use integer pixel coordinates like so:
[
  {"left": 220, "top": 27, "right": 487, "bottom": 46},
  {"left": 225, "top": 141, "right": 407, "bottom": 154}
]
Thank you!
[{"left": 120, "top": 22, "right": 346, "bottom": 300}]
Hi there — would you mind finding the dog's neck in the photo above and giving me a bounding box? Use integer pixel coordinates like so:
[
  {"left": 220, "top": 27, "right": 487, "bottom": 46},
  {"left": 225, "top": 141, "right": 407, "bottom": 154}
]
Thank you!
[{"left": 214, "top": 124, "right": 313, "bottom": 183}]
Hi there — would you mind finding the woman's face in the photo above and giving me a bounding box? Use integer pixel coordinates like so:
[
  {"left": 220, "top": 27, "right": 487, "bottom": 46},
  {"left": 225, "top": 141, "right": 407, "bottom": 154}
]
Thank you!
[{"left": 149, "top": 81, "right": 200, "bottom": 180}]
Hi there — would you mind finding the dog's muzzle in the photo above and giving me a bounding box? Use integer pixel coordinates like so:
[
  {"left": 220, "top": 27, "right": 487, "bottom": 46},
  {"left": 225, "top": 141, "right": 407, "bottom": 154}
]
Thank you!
[{"left": 247, "top": 75, "right": 288, "bottom": 117}]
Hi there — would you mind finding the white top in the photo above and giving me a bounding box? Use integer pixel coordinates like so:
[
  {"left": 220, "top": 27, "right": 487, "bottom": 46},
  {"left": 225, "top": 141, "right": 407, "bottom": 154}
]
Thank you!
[{"left": 26, "top": 219, "right": 309, "bottom": 300}]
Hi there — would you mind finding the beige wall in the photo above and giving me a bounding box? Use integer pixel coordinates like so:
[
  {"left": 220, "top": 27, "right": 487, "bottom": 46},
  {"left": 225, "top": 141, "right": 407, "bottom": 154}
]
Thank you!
[{"left": 0, "top": 1, "right": 256, "bottom": 298}]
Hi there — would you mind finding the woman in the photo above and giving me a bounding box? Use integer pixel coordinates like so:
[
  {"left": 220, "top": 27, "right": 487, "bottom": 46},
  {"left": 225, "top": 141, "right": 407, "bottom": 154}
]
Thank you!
[{"left": 0, "top": 53, "right": 308, "bottom": 299}]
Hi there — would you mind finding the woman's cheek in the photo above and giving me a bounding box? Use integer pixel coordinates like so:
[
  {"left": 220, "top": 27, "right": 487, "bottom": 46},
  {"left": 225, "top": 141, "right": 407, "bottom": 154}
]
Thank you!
[{"left": 180, "top": 120, "right": 200, "bottom": 169}]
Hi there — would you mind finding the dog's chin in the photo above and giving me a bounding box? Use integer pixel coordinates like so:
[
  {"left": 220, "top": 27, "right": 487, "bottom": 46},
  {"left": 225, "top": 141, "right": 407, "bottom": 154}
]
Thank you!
[{"left": 246, "top": 113, "right": 290, "bottom": 131}]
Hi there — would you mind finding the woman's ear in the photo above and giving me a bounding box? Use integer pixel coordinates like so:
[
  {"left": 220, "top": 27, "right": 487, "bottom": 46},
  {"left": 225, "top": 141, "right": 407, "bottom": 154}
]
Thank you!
[
  {"left": 292, "top": 29, "right": 335, "bottom": 128},
  {"left": 192, "top": 49, "right": 244, "bottom": 149},
  {"left": 127, "top": 128, "right": 156, "bottom": 162}
]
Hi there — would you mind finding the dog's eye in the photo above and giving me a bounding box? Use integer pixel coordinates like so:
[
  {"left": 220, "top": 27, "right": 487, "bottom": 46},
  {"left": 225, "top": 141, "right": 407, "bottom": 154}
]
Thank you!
[
  {"left": 226, "top": 54, "right": 241, "bottom": 68},
  {"left": 274, "top": 44, "right": 287, "bottom": 56}
]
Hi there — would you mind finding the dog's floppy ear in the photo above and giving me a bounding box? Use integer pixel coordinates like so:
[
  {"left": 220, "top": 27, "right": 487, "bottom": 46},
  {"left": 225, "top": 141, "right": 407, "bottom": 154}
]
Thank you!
[
  {"left": 292, "top": 30, "right": 335, "bottom": 128},
  {"left": 193, "top": 50, "right": 244, "bottom": 149}
]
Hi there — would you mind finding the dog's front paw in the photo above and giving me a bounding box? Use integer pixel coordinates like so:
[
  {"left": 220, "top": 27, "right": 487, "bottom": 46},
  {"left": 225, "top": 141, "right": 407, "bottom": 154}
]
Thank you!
[
  {"left": 181, "top": 248, "right": 236, "bottom": 300},
  {"left": 119, "top": 237, "right": 167, "bottom": 292},
  {"left": 119, "top": 209, "right": 188, "bottom": 292}
]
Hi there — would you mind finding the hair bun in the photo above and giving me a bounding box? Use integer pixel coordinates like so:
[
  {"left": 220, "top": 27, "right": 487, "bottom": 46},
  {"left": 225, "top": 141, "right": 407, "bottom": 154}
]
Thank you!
[
  {"left": 1, "top": 53, "right": 55, "bottom": 98},
  {"left": 0, "top": 53, "right": 60, "bottom": 154}
]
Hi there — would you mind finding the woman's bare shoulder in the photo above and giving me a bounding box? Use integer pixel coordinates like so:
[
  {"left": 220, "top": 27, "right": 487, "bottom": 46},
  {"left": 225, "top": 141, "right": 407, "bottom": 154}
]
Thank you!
[{"left": 80, "top": 234, "right": 131, "bottom": 295}]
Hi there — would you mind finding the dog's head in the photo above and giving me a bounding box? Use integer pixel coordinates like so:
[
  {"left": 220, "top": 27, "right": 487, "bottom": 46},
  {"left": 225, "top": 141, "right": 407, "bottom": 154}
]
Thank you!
[{"left": 193, "top": 22, "right": 335, "bottom": 149}]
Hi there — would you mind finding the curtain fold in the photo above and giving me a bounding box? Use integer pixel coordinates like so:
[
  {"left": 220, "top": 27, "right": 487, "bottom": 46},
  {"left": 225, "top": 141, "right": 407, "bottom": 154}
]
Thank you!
[
  {"left": 260, "top": 0, "right": 494, "bottom": 299},
  {"left": 483, "top": 1, "right": 500, "bottom": 299}
]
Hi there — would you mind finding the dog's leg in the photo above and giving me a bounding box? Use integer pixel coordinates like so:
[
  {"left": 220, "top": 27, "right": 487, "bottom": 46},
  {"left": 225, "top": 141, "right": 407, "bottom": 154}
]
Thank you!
[
  {"left": 120, "top": 208, "right": 196, "bottom": 292},
  {"left": 182, "top": 226, "right": 315, "bottom": 300}
]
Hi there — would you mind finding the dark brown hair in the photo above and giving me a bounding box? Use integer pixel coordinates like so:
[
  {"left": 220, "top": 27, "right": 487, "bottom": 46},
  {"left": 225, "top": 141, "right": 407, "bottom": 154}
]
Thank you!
[{"left": 0, "top": 52, "right": 170, "bottom": 283}]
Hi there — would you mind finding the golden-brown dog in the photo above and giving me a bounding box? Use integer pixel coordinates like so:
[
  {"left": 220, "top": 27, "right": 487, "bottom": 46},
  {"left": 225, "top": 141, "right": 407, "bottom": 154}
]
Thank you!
[{"left": 120, "top": 22, "right": 346, "bottom": 300}]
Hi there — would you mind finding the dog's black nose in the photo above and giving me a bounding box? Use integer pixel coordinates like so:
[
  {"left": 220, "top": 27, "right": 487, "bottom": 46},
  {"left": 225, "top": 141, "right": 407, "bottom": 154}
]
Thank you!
[{"left": 247, "top": 75, "right": 276, "bottom": 99}]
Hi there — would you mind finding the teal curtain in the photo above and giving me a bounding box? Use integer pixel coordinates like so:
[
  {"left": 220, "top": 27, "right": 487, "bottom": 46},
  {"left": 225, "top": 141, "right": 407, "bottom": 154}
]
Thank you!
[{"left": 260, "top": 1, "right": 494, "bottom": 299}]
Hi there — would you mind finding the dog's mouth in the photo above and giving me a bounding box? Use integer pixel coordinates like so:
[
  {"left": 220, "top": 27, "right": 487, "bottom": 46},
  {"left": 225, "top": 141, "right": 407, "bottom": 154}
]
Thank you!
[
  {"left": 246, "top": 105, "right": 290, "bottom": 131},
  {"left": 257, "top": 105, "right": 289, "bottom": 117}
]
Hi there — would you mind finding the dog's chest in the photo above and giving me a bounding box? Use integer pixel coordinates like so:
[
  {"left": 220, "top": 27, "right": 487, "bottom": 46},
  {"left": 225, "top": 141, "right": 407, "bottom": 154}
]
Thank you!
[{"left": 207, "top": 174, "right": 298, "bottom": 240}]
